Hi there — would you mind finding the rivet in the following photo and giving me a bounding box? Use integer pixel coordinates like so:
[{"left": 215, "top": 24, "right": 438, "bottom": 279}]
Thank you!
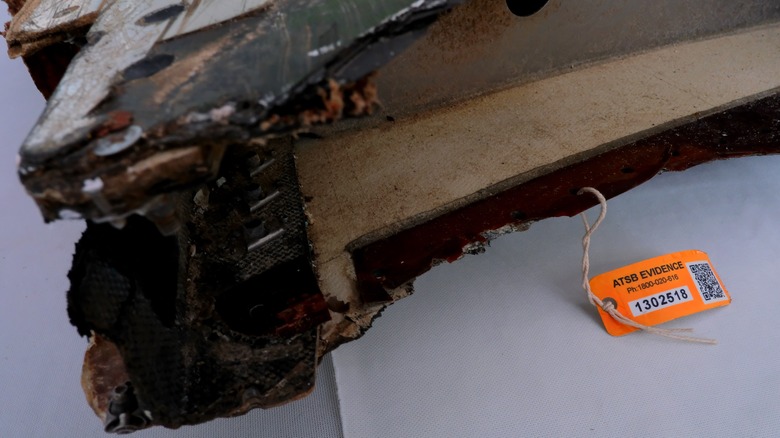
[{"left": 93, "top": 126, "right": 143, "bottom": 157}]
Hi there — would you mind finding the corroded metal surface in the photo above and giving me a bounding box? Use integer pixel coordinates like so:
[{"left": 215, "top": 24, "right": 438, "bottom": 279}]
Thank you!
[{"left": 16, "top": 0, "right": 459, "bottom": 229}]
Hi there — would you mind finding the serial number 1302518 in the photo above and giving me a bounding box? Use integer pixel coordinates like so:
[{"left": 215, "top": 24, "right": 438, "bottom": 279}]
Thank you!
[{"left": 629, "top": 286, "right": 693, "bottom": 317}]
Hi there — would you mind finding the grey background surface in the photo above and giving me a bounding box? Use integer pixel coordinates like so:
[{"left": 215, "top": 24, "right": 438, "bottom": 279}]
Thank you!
[{"left": 332, "top": 156, "right": 780, "bottom": 437}]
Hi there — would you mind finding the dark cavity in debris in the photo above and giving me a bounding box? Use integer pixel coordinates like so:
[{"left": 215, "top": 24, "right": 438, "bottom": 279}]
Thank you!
[
  {"left": 66, "top": 217, "right": 180, "bottom": 337},
  {"left": 215, "top": 259, "right": 325, "bottom": 336},
  {"left": 64, "top": 33, "right": 89, "bottom": 49},
  {"left": 296, "top": 132, "right": 323, "bottom": 140},
  {"left": 505, "top": 0, "right": 549, "bottom": 17},
  {"left": 123, "top": 54, "right": 175, "bottom": 81},
  {"left": 386, "top": 115, "right": 396, "bottom": 122},
  {"left": 87, "top": 31, "right": 107, "bottom": 46},
  {"left": 137, "top": 4, "right": 186, "bottom": 26},
  {"left": 510, "top": 211, "right": 527, "bottom": 220}
]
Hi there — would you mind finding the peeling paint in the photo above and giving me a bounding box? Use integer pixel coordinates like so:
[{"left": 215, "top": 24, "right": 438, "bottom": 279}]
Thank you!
[
  {"left": 58, "top": 208, "right": 83, "bottom": 220},
  {"left": 81, "top": 177, "right": 104, "bottom": 193},
  {"left": 307, "top": 42, "right": 341, "bottom": 57}
]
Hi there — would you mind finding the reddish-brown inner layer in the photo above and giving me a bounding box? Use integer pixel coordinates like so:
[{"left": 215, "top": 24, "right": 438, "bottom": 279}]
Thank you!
[{"left": 352, "top": 92, "right": 780, "bottom": 301}]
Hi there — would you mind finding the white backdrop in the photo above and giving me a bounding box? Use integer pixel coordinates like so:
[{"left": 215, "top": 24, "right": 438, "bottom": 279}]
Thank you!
[{"left": 332, "top": 155, "right": 780, "bottom": 437}]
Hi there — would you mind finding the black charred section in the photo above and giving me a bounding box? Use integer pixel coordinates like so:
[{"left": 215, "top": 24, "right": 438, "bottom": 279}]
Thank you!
[
  {"left": 67, "top": 217, "right": 179, "bottom": 337},
  {"left": 215, "top": 256, "right": 329, "bottom": 337}
]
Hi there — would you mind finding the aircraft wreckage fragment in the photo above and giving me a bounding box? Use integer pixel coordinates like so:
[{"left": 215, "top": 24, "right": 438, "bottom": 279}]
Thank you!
[
  {"left": 5, "top": 0, "right": 780, "bottom": 433},
  {"left": 5, "top": 0, "right": 463, "bottom": 432}
]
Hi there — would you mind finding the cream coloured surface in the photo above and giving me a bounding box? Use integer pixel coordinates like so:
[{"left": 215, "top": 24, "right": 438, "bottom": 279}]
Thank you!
[
  {"left": 295, "top": 23, "right": 780, "bottom": 305},
  {"left": 371, "top": 0, "right": 780, "bottom": 124}
]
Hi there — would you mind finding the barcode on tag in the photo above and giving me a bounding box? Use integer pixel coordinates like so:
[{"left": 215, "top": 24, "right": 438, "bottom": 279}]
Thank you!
[{"left": 687, "top": 261, "right": 727, "bottom": 303}]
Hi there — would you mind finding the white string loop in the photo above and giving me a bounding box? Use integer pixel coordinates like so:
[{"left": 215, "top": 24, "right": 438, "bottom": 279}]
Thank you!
[{"left": 578, "top": 187, "right": 716, "bottom": 345}]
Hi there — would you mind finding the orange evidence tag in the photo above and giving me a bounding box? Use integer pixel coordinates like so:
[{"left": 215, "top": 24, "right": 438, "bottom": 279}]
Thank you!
[{"left": 589, "top": 250, "right": 731, "bottom": 336}]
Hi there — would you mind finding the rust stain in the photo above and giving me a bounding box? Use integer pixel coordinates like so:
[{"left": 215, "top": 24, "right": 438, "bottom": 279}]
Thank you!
[
  {"left": 274, "top": 293, "right": 331, "bottom": 337},
  {"left": 81, "top": 334, "right": 131, "bottom": 421},
  {"left": 91, "top": 110, "right": 134, "bottom": 138},
  {"left": 346, "top": 72, "right": 379, "bottom": 117},
  {"left": 261, "top": 74, "right": 380, "bottom": 133}
]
